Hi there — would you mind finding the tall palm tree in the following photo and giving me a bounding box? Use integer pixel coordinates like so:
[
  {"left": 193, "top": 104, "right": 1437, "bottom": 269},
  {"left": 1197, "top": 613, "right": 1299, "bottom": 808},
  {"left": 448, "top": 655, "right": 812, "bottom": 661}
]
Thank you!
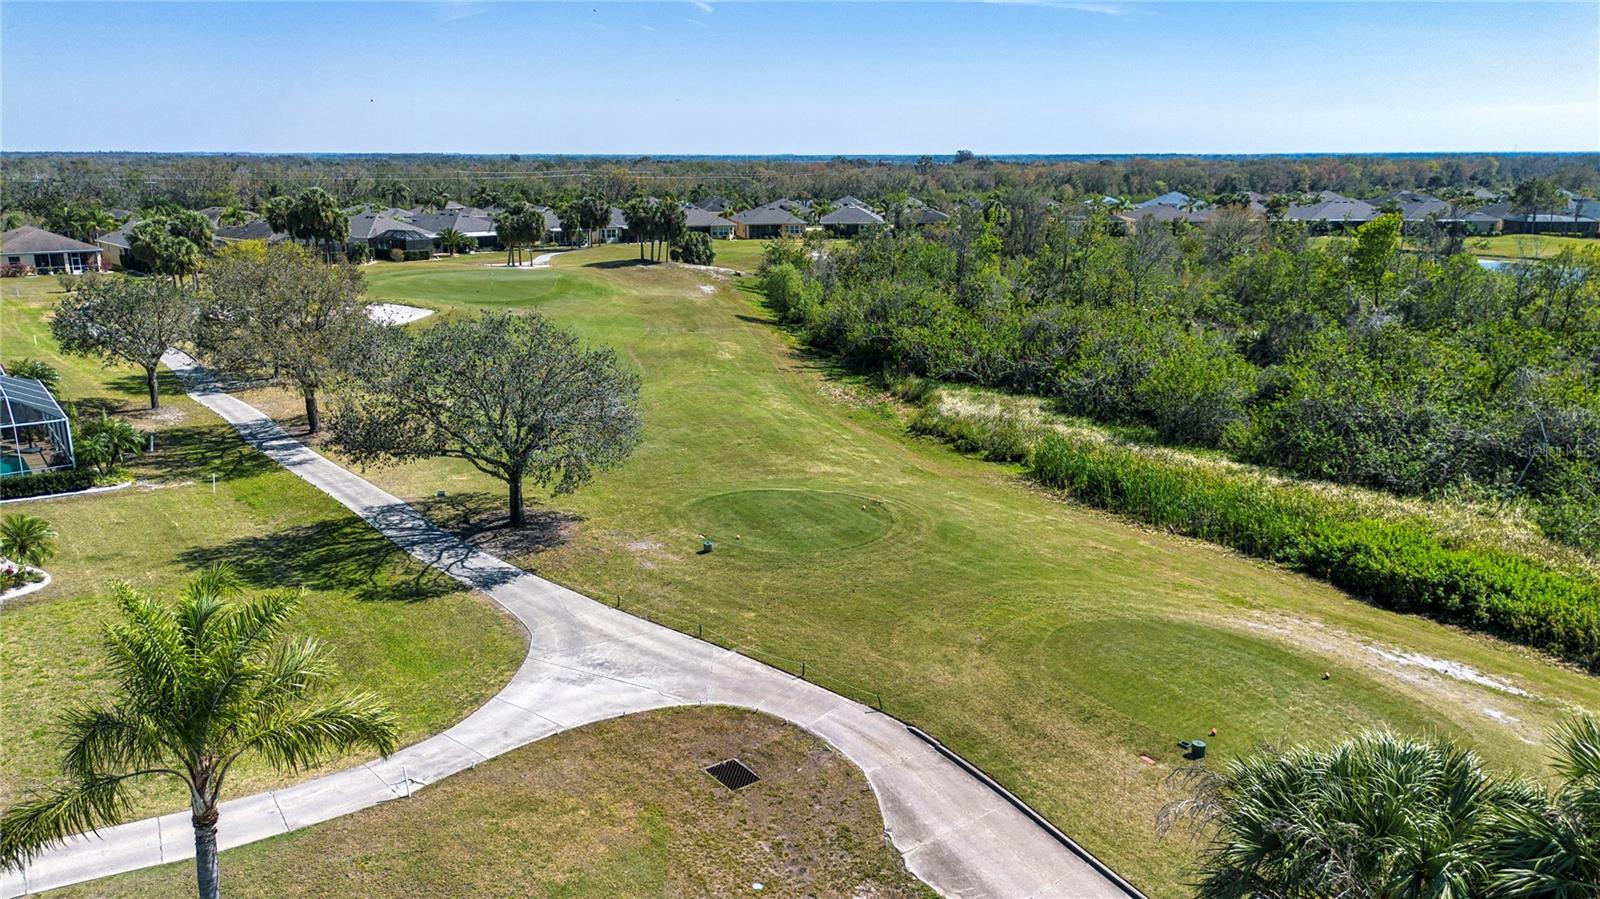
[
  {"left": 291, "top": 187, "right": 344, "bottom": 261},
  {"left": 261, "top": 195, "right": 294, "bottom": 237},
  {"left": 623, "top": 198, "right": 652, "bottom": 260},
  {"left": 495, "top": 202, "right": 537, "bottom": 266},
  {"left": 420, "top": 188, "right": 451, "bottom": 213},
  {"left": 572, "top": 195, "right": 610, "bottom": 248},
  {"left": 0, "top": 569, "right": 398, "bottom": 899},
  {"left": 0, "top": 513, "right": 57, "bottom": 568}
]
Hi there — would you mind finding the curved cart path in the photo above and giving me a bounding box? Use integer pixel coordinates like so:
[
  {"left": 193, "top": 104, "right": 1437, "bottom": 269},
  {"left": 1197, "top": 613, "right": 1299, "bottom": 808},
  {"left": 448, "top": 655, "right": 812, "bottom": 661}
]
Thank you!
[{"left": 3, "top": 351, "right": 1134, "bottom": 899}]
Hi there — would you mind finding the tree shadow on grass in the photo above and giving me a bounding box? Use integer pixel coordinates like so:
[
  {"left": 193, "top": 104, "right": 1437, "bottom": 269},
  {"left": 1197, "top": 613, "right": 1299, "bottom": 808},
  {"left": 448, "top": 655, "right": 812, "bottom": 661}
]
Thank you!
[
  {"left": 410, "top": 491, "right": 580, "bottom": 561},
  {"left": 134, "top": 423, "right": 281, "bottom": 483},
  {"left": 105, "top": 371, "right": 186, "bottom": 406},
  {"left": 582, "top": 258, "right": 659, "bottom": 270},
  {"left": 70, "top": 395, "right": 134, "bottom": 419},
  {"left": 174, "top": 512, "right": 464, "bottom": 604}
]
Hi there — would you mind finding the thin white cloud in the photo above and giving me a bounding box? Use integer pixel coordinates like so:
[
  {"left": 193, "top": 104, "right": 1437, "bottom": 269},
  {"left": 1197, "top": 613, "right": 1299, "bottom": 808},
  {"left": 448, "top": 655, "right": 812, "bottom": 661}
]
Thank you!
[
  {"left": 980, "top": 0, "right": 1135, "bottom": 16},
  {"left": 687, "top": 0, "right": 714, "bottom": 14},
  {"left": 435, "top": 1, "right": 487, "bottom": 22}
]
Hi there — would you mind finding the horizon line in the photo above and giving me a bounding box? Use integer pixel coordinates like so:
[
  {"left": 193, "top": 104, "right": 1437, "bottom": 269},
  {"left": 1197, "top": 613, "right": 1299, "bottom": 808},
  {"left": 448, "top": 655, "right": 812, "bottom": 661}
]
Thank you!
[{"left": 5, "top": 148, "right": 1598, "bottom": 158}]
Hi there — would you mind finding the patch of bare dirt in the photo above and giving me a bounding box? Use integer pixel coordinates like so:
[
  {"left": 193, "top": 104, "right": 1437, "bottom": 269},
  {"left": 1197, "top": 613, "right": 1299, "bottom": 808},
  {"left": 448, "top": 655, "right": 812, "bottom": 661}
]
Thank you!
[{"left": 1229, "top": 612, "right": 1546, "bottom": 742}]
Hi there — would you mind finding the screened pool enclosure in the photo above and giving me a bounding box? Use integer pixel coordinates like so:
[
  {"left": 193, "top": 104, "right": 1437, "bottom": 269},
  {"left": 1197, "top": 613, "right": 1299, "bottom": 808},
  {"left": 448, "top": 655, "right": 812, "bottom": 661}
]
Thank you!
[{"left": 0, "top": 373, "right": 74, "bottom": 478}]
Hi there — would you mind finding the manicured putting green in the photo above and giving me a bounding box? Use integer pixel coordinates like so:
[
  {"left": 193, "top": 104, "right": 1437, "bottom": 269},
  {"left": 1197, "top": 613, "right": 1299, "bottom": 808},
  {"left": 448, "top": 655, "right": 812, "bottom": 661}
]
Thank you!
[{"left": 689, "top": 489, "right": 896, "bottom": 555}]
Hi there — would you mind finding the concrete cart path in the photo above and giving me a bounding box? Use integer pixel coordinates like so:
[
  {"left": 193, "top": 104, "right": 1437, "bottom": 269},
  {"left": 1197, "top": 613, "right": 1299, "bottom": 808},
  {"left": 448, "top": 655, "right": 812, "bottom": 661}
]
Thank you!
[{"left": 3, "top": 351, "right": 1132, "bottom": 899}]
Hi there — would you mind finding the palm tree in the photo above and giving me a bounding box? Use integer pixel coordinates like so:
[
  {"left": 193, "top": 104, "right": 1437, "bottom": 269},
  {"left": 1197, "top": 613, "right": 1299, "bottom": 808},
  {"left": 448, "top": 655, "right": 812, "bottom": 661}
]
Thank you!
[
  {"left": 420, "top": 188, "right": 451, "bottom": 213},
  {"left": 261, "top": 195, "right": 294, "bottom": 237},
  {"left": 623, "top": 198, "right": 653, "bottom": 260},
  {"left": 1165, "top": 724, "right": 1600, "bottom": 899},
  {"left": 0, "top": 569, "right": 398, "bottom": 899},
  {"left": 495, "top": 202, "right": 537, "bottom": 266},
  {"left": 290, "top": 187, "right": 344, "bottom": 260},
  {"left": 1163, "top": 731, "right": 1520, "bottom": 897},
  {"left": 380, "top": 180, "right": 412, "bottom": 208},
  {"left": 436, "top": 227, "right": 468, "bottom": 256},
  {"left": 77, "top": 412, "right": 144, "bottom": 475},
  {"left": 0, "top": 513, "right": 57, "bottom": 568},
  {"left": 572, "top": 195, "right": 610, "bottom": 248},
  {"left": 1486, "top": 715, "right": 1600, "bottom": 896},
  {"left": 217, "top": 204, "right": 251, "bottom": 227},
  {"left": 656, "top": 197, "right": 686, "bottom": 262}
]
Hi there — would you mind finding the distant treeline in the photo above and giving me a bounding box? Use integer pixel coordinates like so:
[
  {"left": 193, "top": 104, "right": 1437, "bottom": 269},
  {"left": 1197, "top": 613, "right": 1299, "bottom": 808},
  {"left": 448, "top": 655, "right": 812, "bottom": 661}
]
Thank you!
[{"left": 3, "top": 152, "right": 1598, "bottom": 216}]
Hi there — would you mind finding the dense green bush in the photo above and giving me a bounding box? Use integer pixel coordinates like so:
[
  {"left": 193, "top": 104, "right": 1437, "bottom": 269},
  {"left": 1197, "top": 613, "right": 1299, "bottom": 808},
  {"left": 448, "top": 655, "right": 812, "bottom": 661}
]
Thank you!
[
  {"left": 758, "top": 220, "right": 1600, "bottom": 553},
  {"left": 761, "top": 263, "right": 820, "bottom": 327},
  {"left": 1028, "top": 431, "right": 1600, "bottom": 668},
  {"left": 0, "top": 467, "right": 99, "bottom": 500},
  {"left": 670, "top": 232, "right": 715, "bottom": 265}
]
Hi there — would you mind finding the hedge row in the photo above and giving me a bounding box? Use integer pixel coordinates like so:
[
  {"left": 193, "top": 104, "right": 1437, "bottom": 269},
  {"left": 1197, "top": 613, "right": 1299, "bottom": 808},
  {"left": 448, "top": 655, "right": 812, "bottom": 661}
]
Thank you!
[
  {"left": 0, "top": 467, "right": 99, "bottom": 500},
  {"left": 1028, "top": 432, "right": 1600, "bottom": 670}
]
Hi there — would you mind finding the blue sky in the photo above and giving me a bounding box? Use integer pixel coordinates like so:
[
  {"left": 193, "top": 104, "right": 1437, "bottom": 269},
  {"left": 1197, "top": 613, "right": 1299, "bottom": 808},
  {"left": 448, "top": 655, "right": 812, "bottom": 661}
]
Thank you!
[{"left": 2, "top": 1, "right": 1596, "bottom": 153}]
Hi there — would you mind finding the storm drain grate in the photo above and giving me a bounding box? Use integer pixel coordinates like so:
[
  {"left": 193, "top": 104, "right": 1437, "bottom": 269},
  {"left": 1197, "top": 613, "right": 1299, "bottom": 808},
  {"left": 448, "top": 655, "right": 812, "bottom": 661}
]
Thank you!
[{"left": 705, "top": 758, "right": 761, "bottom": 791}]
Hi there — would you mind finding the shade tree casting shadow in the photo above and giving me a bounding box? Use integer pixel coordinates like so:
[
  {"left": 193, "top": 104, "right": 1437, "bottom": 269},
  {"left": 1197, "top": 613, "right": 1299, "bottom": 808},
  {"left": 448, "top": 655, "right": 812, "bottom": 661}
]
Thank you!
[{"left": 410, "top": 491, "right": 579, "bottom": 561}]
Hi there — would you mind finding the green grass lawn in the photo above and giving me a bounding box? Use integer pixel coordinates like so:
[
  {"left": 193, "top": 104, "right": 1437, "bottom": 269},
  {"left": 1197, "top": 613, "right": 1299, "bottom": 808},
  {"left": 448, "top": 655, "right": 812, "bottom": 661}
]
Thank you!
[
  {"left": 1466, "top": 233, "right": 1598, "bottom": 259},
  {"left": 0, "top": 276, "right": 525, "bottom": 818},
  {"left": 249, "top": 246, "right": 1600, "bottom": 896},
  {"left": 51, "top": 706, "right": 929, "bottom": 898}
]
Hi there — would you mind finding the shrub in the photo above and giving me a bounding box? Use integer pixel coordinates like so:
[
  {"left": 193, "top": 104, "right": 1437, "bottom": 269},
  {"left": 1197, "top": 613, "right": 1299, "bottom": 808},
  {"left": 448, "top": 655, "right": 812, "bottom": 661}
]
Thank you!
[
  {"left": 76, "top": 413, "right": 143, "bottom": 475},
  {"left": 910, "top": 404, "right": 1037, "bottom": 464},
  {"left": 5, "top": 359, "right": 60, "bottom": 390},
  {"left": 760, "top": 238, "right": 808, "bottom": 274},
  {"left": 388, "top": 248, "right": 406, "bottom": 263},
  {"left": 883, "top": 372, "right": 938, "bottom": 406},
  {"left": 0, "top": 467, "right": 98, "bottom": 500},
  {"left": 670, "top": 232, "right": 715, "bottom": 265},
  {"left": 1028, "top": 431, "right": 1600, "bottom": 669},
  {"left": 761, "top": 263, "right": 821, "bottom": 327},
  {"left": 0, "top": 512, "right": 57, "bottom": 567}
]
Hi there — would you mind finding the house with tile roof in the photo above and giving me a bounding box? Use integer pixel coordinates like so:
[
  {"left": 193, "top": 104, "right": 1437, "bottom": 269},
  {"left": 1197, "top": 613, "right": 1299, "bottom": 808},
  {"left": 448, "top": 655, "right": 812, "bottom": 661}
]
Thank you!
[
  {"left": 411, "top": 206, "right": 499, "bottom": 249},
  {"left": 1284, "top": 191, "right": 1378, "bottom": 232},
  {"left": 2, "top": 226, "right": 103, "bottom": 274},
  {"left": 731, "top": 202, "right": 806, "bottom": 239},
  {"left": 348, "top": 211, "right": 436, "bottom": 256},
  {"left": 684, "top": 206, "right": 735, "bottom": 239},
  {"left": 820, "top": 203, "right": 885, "bottom": 236},
  {"left": 1136, "top": 191, "right": 1193, "bottom": 209},
  {"left": 215, "top": 220, "right": 292, "bottom": 245}
]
